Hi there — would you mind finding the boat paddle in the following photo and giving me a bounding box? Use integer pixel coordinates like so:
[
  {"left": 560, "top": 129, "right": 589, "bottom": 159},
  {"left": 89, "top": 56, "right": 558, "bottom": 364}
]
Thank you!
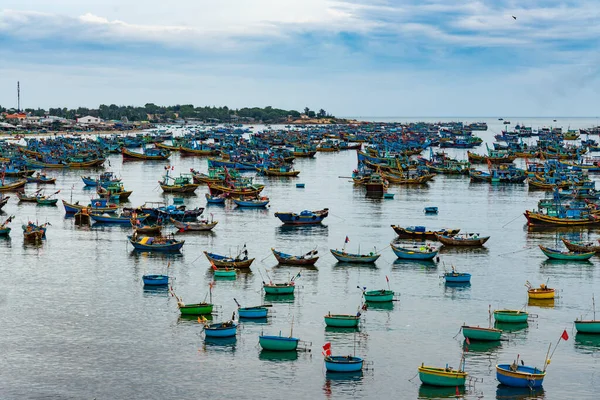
[{"left": 233, "top": 298, "right": 241, "bottom": 308}]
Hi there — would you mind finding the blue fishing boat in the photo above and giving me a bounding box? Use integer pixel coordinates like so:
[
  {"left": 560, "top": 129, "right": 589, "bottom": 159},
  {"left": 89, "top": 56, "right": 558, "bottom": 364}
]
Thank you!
[
  {"left": 205, "top": 193, "right": 226, "bottom": 204},
  {"left": 234, "top": 298, "right": 269, "bottom": 318},
  {"left": 496, "top": 364, "right": 545, "bottom": 388},
  {"left": 330, "top": 249, "right": 380, "bottom": 263},
  {"left": 391, "top": 242, "right": 438, "bottom": 260},
  {"left": 142, "top": 274, "right": 169, "bottom": 286},
  {"left": 129, "top": 235, "right": 185, "bottom": 252},
  {"left": 274, "top": 208, "right": 329, "bottom": 225},
  {"left": 325, "top": 355, "right": 364, "bottom": 372},
  {"left": 424, "top": 206, "right": 438, "bottom": 214},
  {"left": 296, "top": 183, "right": 305, "bottom": 188},
  {"left": 233, "top": 196, "right": 270, "bottom": 208},
  {"left": 0, "top": 216, "right": 14, "bottom": 236},
  {"left": 444, "top": 267, "right": 471, "bottom": 283},
  {"left": 204, "top": 321, "right": 238, "bottom": 338},
  {"left": 91, "top": 212, "right": 148, "bottom": 225}
]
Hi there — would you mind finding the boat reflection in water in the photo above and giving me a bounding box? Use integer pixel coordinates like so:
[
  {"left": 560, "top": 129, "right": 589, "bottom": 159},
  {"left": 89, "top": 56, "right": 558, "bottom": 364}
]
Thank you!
[
  {"left": 494, "top": 321, "right": 528, "bottom": 333},
  {"left": 575, "top": 333, "right": 600, "bottom": 353},
  {"left": 496, "top": 385, "right": 545, "bottom": 399},
  {"left": 418, "top": 384, "right": 465, "bottom": 399},
  {"left": 463, "top": 339, "right": 501, "bottom": 353},
  {"left": 203, "top": 336, "right": 237, "bottom": 350},
  {"left": 263, "top": 293, "right": 295, "bottom": 303},
  {"left": 325, "top": 326, "right": 360, "bottom": 334},
  {"left": 365, "top": 301, "right": 394, "bottom": 311},
  {"left": 142, "top": 285, "right": 169, "bottom": 297},
  {"left": 178, "top": 314, "right": 213, "bottom": 324},
  {"left": 259, "top": 350, "right": 298, "bottom": 362},
  {"left": 238, "top": 317, "right": 268, "bottom": 325},
  {"left": 528, "top": 298, "right": 555, "bottom": 308}
]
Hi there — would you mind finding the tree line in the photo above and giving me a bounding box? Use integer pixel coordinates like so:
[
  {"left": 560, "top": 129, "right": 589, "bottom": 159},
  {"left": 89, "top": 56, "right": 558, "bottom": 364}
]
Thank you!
[{"left": 0, "top": 104, "right": 335, "bottom": 123}]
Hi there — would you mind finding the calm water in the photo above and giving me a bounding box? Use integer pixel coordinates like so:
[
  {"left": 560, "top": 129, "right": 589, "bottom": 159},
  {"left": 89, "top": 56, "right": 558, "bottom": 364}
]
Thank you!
[{"left": 1, "top": 117, "right": 600, "bottom": 399}]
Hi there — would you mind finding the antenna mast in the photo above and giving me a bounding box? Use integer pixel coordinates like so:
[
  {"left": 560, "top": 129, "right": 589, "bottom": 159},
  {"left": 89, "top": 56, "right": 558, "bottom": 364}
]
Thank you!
[{"left": 17, "top": 81, "right": 20, "bottom": 112}]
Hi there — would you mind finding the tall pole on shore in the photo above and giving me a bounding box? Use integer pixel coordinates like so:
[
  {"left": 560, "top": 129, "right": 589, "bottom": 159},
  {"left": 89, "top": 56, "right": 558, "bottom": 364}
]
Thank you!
[{"left": 17, "top": 81, "right": 20, "bottom": 112}]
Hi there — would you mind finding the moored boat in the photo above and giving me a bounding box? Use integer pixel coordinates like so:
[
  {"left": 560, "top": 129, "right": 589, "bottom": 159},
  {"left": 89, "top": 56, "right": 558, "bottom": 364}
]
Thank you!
[
  {"left": 324, "top": 313, "right": 360, "bottom": 328},
  {"left": 462, "top": 326, "right": 502, "bottom": 341},
  {"left": 539, "top": 245, "right": 594, "bottom": 260},
  {"left": 437, "top": 233, "right": 490, "bottom": 246},
  {"left": 171, "top": 217, "right": 218, "bottom": 232},
  {"left": 0, "top": 178, "right": 27, "bottom": 191},
  {"left": 526, "top": 281, "right": 555, "bottom": 299},
  {"left": 274, "top": 208, "right": 329, "bottom": 225},
  {"left": 391, "top": 242, "right": 438, "bottom": 260},
  {"left": 330, "top": 249, "right": 380, "bottom": 263},
  {"left": 271, "top": 248, "right": 319, "bottom": 265},
  {"left": 418, "top": 364, "right": 468, "bottom": 387},
  {"left": 204, "top": 249, "right": 253, "bottom": 268},
  {"left": 494, "top": 309, "right": 529, "bottom": 323},
  {"left": 204, "top": 321, "right": 238, "bottom": 338},
  {"left": 391, "top": 225, "right": 460, "bottom": 240},
  {"left": 0, "top": 215, "right": 14, "bottom": 236},
  {"left": 561, "top": 238, "right": 600, "bottom": 254},
  {"left": 233, "top": 196, "right": 270, "bottom": 207},
  {"left": 575, "top": 296, "right": 600, "bottom": 333},
  {"left": 129, "top": 234, "right": 184, "bottom": 252},
  {"left": 496, "top": 364, "right": 545, "bottom": 388},
  {"left": 259, "top": 335, "right": 300, "bottom": 351},
  {"left": 142, "top": 274, "right": 169, "bottom": 286},
  {"left": 362, "top": 289, "right": 394, "bottom": 303}
]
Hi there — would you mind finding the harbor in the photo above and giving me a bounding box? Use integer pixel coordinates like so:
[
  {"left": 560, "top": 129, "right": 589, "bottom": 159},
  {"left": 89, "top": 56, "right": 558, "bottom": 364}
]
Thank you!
[{"left": 1, "top": 116, "right": 600, "bottom": 398}]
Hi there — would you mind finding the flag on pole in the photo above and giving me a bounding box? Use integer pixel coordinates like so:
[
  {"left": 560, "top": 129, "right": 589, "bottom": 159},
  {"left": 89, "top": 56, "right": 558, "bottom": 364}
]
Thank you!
[
  {"left": 322, "top": 342, "right": 332, "bottom": 356},
  {"left": 561, "top": 329, "right": 569, "bottom": 341},
  {"left": 385, "top": 275, "right": 389, "bottom": 283},
  {"left": 345, "top": 236, "right": 350, "bottom": 243}
]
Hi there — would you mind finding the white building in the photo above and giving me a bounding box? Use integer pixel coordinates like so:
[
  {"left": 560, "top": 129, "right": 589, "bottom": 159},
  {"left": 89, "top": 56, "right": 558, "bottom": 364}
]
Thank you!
[{"left": 77, "top": 115, "right": 102, "bottom": 124}]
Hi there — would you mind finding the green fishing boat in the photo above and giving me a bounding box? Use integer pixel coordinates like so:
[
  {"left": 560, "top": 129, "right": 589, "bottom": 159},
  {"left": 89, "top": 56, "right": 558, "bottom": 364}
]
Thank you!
[
  {"left": 494, "top": 309, "right": 528, "bottom": 323},
  {"left": 363, "top": 289, "right": 394, "bottom": 302},
  {"left": 178, "top": 302, "right": 213, "bottom": 315},
  {"left": 324, "top": 313, "right": 360, "bottom": 328},
  {"left": 462, "top": 326, "right": 502, "bottom": 341},
  {"left": 213, "top": 267, "right": 237, "bottom": 278},
  {"left": 418, "top": 365, "right": 468, "bottom": 387},
  {"left": 263, "top": 283, "right": 295, "bottom": 295},
  {"left": 575, "top": 296, "right": 600, "bottom": 333},
  {"left": 259, "top": 335, "right": 299, "bottom": 351}
]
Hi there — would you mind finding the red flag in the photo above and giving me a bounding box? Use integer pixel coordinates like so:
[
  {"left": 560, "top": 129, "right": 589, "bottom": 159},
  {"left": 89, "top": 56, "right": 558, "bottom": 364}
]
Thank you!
[
  {"left": 561, "top": 329, "right": 569, "bottom": 341},
  {"left": 345, "top": 236, "right": 349, "bottom": 243},
  {"left": 322, "top": 342, "right": 331, "bottom": 351},
  {"left": 385, "top": 275, "right": 389, "bottom": 283}
]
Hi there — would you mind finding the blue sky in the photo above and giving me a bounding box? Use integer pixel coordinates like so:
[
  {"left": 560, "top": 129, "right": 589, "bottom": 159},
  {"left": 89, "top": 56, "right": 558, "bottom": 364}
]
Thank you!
[{"left": 1, "top": 0, "right": 599, "bottom": 116}]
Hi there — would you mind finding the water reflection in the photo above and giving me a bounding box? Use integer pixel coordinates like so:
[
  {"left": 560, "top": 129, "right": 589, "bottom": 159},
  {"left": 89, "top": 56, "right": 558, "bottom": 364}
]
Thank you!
[
  {"left": 239, "top": 317, "right": 268, "bottom": 325},
  {"left": 276, "top": 224, "right": 329, "bottom": 237},
  {"left": 463, "top": 339, "right": 501, "bottom": 353},
  {"left": 392, "top": 259, "right": 438, "bottom": 272},
  {"left": 438, "top": 246, "right": 489, "bottom": 256},
  {"left": 495, "top": 321, "right": 528, "bottom": 333},
  {"left": 418, "top": 384, "right": 464, "bottom": 399},
  {"left": 365, "top": 301, "right": 394, "bottom": 311},
  {"left": 575, "top": 333, "right": 600, "bottom": 353},
  {"left": 263, "top": 294, "right": 295, "bottom": 304},
  {"left": 203, "top": 336, "right": 237, "bottom": 350},
  {"left": 540, "top": 259, "right": 594, "bottom": 268},
  {"left": 528, "top": 298, "right": 555, "bottom": 309},
  {"left": 143, "top": 286, "right": 169, "bottom": 297},
  {"left": 179, "top": 314, "right": 213, "bottom": 324},
  {"left": 258, "top": 350, "right": 298, "bottom": 362},
  {"left": 333, "top": 262, "right": 378, "bottom": 270},
  {"left": 496, "top": 385, "right": 545, "bottom": 399}
]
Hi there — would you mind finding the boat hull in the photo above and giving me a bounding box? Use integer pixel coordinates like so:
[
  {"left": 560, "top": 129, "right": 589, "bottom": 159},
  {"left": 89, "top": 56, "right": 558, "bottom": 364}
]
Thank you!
[
  {"left": 391, "top": 244, "right": 438, "bottom": 260},
  {"left": 444, "top": 273, "right": 471, "bottom": 283},
  {"left": 527, "top": 289, "right": 555, "bottom": 299},
  {"left": 204, "top": 251, "right": 254, "bottom": 268},
  {"left": 179, "top": 303, "right": 213, "bottom": 315},
  {"left": 238, "top": 307, "right": 268, "bottom": 318},
  {"left": 418, "top": 366, "right": 467, "bottom": 387},
  {"left": 142, "top": 274, "right": 169, "bottom": 286},
  {"left": 324, "top": 315, "right": 360, "bottom": 327},
  {"left": 539, "top": 245, "right": 595, "bottom": 260},
  {"left": 494, "top": 310, "right": 528, "bottom": 323},
  {"left": 325, "top": 356, "right": 363, "bottom": 372},
  {"left": 462, "top": 326, "right": 502, "bottom": 341},
  {"left": 363, "top": 290, "right": 394, "bottom": 302},
  {"left": 204, "top": 323, "right": 237, "bottom": 338},
  {"left": 263, "top": 285, "right": 295, "bottom": 295},
  {"left": 259, "top": 336, "right": 299, "bottom": 351},
  {"left": 330, "top": 249, "right": 380, "bottom": 263},
  {"left": 575, "top": 320, "right": 600, "bottom": 333},
  {"left": 496, "top": 365, "right": 545, "bottom": 388},
  {"left": 272, "top": 248, "right": 319, "bottom": 265}
]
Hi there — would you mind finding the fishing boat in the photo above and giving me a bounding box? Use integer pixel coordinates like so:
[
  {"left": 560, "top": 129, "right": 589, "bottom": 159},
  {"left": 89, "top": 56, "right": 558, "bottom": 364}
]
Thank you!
[
  {"left": 362, "top": 288, "right": 394, "bottom": 303},
  {"left": 424, "top": 207, "right": 438, "bottom": 214},
  {"left": 81, "top": 172, "right": 120, "bottom": 187},
  {"left": 131, "top": 217, "right": 162, "bottom": 235},
  {"left": 437, "top": 233, "right": 490, "bottom": 246},
  {"left": 263, "top": 282, "right": 296, "bottom": 295},
  {"left": 204, "top": 249, "right": 254, "bottom": 268},
  {"left": 212, "top": 263, "right": 237, "bottom": 278},
  {"left": 171, "top": 217, "right": 218, "bottom": 232},
  {"left": 142, "top": 274, "right": 169, "bottom": 286},
  {"left": 122, "top": 146, "right": 170, "bottom": 160},
  {"left": 233, "top": 196, "right": 270, "bottom": 208},
  {"left": 390, "top": 242, "right": 438, "bottom": 260},
  {"left": 22, "top": 221, "right": 48, "bottom": 241},
  {"left": 462, "top": 326, "right": 502, "bottom": 341},
  {"left": 259, "top": 334, "right": 300, "bottom": 351},
  {"left": 170, "top": 286, "right": 214, "bottom": 315},
  {"left": 494, "top": 309, "right": 529, "bottom": 323},
  {"left": 35, "top": 190, "right": 60, "bottom": 206},
  {"left": 26, "top": 173, "right": 56, "bottom": 184},
  {"left": 575, "top": 296, "right": 600, "bottom": 333},
  {"left": 159, "top": 168, "right": 200, "bottom": 193},
  {"left": 0, "top": 216, "right": 14, "bottom": 236},
  {"left": 17, "top": 189, "right": 42, "bottom": 202},
  {"left": 391, "top": 225, "right": 460, "bottom": 240},
  {"left": 496, "top": 364, "right": 545, "bottom": 388},
  {"left": 323, "top": 343, "right": 363, "bottom": 372},
  {"left": 562, "top": 238, "right": 600, "bottom": 254},
  {"left": 259, "top": 167, "right": 300, "bottom": 177},
  {"left": 204, "top": 321, "right": 238, "bottom": 338},
  {"left": 539, "top": 245, "right": 595, "bottom": 260},
  {"left": 0, "top": 178, "right": 27, "bottom": 191},
  {"left": 418, "top": 364, "right": 468, "bottom": 387},
  {"left": 205, "top": 193, "right": 226, "bottom": 204},
  {"left": 526, "top": 281, "right": 555, "bottom": 299},
  {"left": 234, "top": 299, "right": 269, "bottom": 319},
  {"left": 274, "top": 208, "right": 329, "bottom": 225},
  {"left": 62, "top": 199, "right": 119, "bottom": 214},
  {"left": 74, "top": 209, "right": 91, "bottom": 225},
  {"left": 91, "top": 212, "right": 148, "bottom": 225},
  {"left": 443, "top": 267, "right": 471, "bottom": 283},
  {"left": 129, "top": 234, "right": 184, "bottom": 252},
  {"left": 97, "top": 182, "right": 133, "bottom": 201},
  {"left": 271, "top": 248, "right": 319, "bottom": 265},
  {"left": 324, "top": 312, "right": 360, "bottom": 328},
  {"left": 330, "top": 249, "right": 380, "bottom": 263},
  {"left": 0, "top": 195, "right": 8, "bottom": 210}
]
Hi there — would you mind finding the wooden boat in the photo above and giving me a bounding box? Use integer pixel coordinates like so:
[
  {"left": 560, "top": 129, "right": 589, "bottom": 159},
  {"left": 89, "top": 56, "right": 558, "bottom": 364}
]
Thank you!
[
  {"left": 213, "top": 268, "right": 236, "bottom": 278},
  {"left": 97, "top": 183, "right": 133, "bottom": 201},
  {"left": 575, "top": 296, "right": 600, "bottom": 333},
  {"left": 62, "top": 199, "right": 119, "bottom": 214},
  {"left": 0, "top": 216, "right": 14, "bottom": 236},
  {"left": 171, "top": 217, "right": 218, "bottom": 232},
  {"left": 205, "top": 193, "right": 226, "bottom": 204},
  {"left": 462, "top": 326, "right": 502, "bottom": 341},
  {"left": 391, "top": 242, "right": 438, "bottom": 260},
  {"left": 324, "top": 313, "right": 360, "bottom": 328},
  {"left": 26, "top": 174, "right": 56, "bottom": 184},
  {"left": 204, "top": 250, "right": 254, "bottom": 268},
  {"left": 418, "top": 365, "right": 468, "bottom": 387},
  {"left": 81, "top": 172, "right": 120, "bottom": 187},
  {"left": 35, "top": 190, "right": 60, "bottom": 206},
  {"left": 142, "top": 274, "right": 169, "bottom": 286},
  {"left": 159, "top": 170, "right": 200, "bottom": 193},
  {"left": 17, "top": 189, "right": 42, "bottom": 202},
  {"left": 204, "top": 321, "right": 237, "bottom": 338},
  {"left": 3, "top": 168, "right": 35, "bottom": 177},
  {"left": 362, "top": 289, "right": 394, "bottom": 302},
  {"left": 271, "top": 248, "right": 319, "bottom": 265},
  {"left": 122, "top": 147, "right": 170, "bottom": 160},
  {"left": 233, "top": 197, "right": 270, "bottom": 207},
  {"left": 391, "top": 225, "right": 460, "bottom": 240},
  {"left": 526, "top": 281, "right": 555, "bottom": 299},
  {"left": 129, "top": 235, "right": 184, "bottom": 252},
  {"left": 22, "top": 222, "right": 48, "bottom": 241},
  {"left": 92, "top": 212, "right": 148, "bottom": 225},
  {"left": 524, "top": 210, "right": 600, "bottom": 226},
  {"left": 562, "top": 238, "right": 600, "bottom": 254},
  {"left": 494, "top": 309, "right": 528, "bottom": 323},
  {"left": 0, "top": 179, "right": 27, "bottom": 191},
  {"left": 208, "top": 182, "right": 265, "bottom": 197},
  {"left": 330, "top": 248, "right": 380, "bottom": 263},
  {"left": 263, "top": 282, "right": 295, "bottom": 295},
  {"left": 437, "top": 233, "right": 490, "bottom": 246},
  {"left": 170, "top": 287, "right": 214, "bottom": 315},
  {"left": 259, "top": 335, "right": 299, "bottom": 351},
  {"left": 260, "top": 167, "right": 300, "bottom": 177},
  {"left": 325, "top": 356, "right": 363, "bottom": 372},
  {"left": 274, "top": 208, "right": 329, "bottom": 225},
  {"left": 424, "top": 207, "right": 438, "bottom": 214},
  {"left": 444, "top": 270, "right": 471, "bottom": 283},
  {"left": 496, "top": 364, "right": 545, "bottom": 388},
  {"left": 235, "top": 303, "right": 269, "bottom": 319},
  {"left": 132, "top": 222, "right": 162, "bottom": 235},
  {"left": 539, "top": 245, "right": 594, "bottom": 260},
  {"left": 74, "top": 209, "right": 91, "bottom": 225}
]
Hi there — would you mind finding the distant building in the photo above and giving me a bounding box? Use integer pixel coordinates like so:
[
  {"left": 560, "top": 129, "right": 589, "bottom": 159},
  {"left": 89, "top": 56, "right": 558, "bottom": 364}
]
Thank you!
[
  {"left": 5, "top": 113, "right": 27, "bottom": 121},
  {"left": 77, "top": 115, "right": 102, "bottom": 124}
]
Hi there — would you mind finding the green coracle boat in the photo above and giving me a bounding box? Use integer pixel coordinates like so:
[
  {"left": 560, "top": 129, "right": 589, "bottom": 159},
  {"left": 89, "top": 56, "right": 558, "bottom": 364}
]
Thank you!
[
  {"left": 259, "top": 334, "right": 299, "bottom": 351},
  {"left": 324, "top": 313, "right": 360, "bottom": 328},
  {"left": 462, "top": 326, "right": 502, "bottom": 341},
  {"left": 418, "top": 365, "right": 468, "bottom": 387},
  {"left": 263, "top": 283, "right": 295, "bottom": 295},
  {"left": 575, "top": 296, "right": 600, "bottom": 333},
  {"left": 494, "top": 309, "right": 529, "bottom": 323},
  {"left": 363, "top": 289, "right": 394, "bottom": 302},
  {"left": 178, "top": 302, "right": 213, "bottom": 315}
]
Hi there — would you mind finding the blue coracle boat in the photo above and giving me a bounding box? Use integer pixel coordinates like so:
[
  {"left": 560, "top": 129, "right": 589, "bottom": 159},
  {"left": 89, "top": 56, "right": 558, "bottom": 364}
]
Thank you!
[
  {"left": 496, "top": 364, "right": 545, "bottom": 388},
  {"left": 204, "top": 321, "right": 238, "bottom": 338},
  {"left": 391, "top": 243, "right": 438, "bottom": 260},
  {"left": 237, "top": 306, "right": 269, "bottom": 318},
  {"left": 444, "top": 272, "right": 471, "bottom": 283},
  {"left": 233, "top": 197, "right": 269, "bottom": 208},
  {"left": 325, "top": 356, "right": 364, "bottom": 372},
  {"left": 142, "top": 274, "right": 169, "bottom": 286}
]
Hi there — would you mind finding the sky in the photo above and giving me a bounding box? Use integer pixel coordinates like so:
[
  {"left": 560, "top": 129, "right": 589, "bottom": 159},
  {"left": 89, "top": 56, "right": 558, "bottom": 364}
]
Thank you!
[{"left": 1, "top": 0, "right": 599, "bottom": 116}]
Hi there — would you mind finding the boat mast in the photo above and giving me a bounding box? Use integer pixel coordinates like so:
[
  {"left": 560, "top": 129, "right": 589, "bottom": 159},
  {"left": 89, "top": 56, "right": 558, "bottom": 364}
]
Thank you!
[{"left": 594, "top": 294, "right": 596, "bottom": 321}]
